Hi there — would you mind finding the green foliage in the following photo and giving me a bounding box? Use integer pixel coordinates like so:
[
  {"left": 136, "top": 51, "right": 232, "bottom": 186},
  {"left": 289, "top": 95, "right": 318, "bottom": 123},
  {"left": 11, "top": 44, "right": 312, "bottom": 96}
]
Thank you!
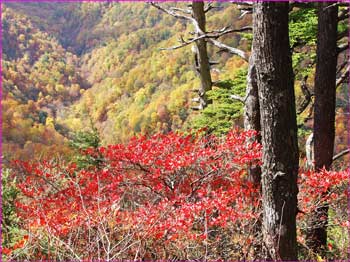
[
  {"left": 1, "top": 168, "right": 25, "bottom": 249},
  {"left": 69, "top": 127, "right": 103, "bottom": 169},
  {"left": 289, "top": 7, "right": 318, "bottom": 47},
  {"left": 69, "top": 129, "right": 100, "bottom": 151},
  {"left": 289, "top": 7, "right": 318, "bottom": 81},
  {"left": 192, "top": 68, "right": 247, "bottom": 134},
  {"left": 326, "top": 207, "right": 349, "bottom": 260}
]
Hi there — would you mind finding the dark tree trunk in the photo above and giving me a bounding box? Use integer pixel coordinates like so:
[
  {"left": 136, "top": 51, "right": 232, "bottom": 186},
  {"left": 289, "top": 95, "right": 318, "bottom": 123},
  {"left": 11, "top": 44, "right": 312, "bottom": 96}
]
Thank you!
[
  {"left": 192, "top": 1, "right": 212, "bottom": 109},
  {"left": 313, "top": 1, "right": 338, "bottom": 171},
  {"left": 253, "top": 2, "right": 299, "bottom": 260},
  {"left": 244, "top": 49, "right": 261, "bottom": 186},
  {"left": 306, "top": 2, "right": 338, "bottom": 254}
]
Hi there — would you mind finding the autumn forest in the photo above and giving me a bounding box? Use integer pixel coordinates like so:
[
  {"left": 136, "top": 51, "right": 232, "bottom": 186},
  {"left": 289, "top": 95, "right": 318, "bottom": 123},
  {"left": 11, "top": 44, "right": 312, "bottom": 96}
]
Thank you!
[{"left": 1, "top": 1, "right": 349, "bottom": 261}]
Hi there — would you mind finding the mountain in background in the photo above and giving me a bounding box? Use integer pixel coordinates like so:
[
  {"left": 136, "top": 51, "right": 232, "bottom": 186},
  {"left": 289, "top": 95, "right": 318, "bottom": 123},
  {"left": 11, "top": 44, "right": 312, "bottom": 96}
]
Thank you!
[
  {"left": 3, "top": 2, "right": 348, "bottom": 165},
  {"left": 2, "top": 2, "right": 249, "bottom": 162}
]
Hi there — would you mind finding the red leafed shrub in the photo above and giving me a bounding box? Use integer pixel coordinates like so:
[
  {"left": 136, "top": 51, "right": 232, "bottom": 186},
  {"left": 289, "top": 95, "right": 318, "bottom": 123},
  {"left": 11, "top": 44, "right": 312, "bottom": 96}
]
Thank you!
[
  {"left": 8, "top": 129, "right": 348, "bottom": 260},
  {"left": 298, "top": 168, "right": 348, "bottom": 213}
]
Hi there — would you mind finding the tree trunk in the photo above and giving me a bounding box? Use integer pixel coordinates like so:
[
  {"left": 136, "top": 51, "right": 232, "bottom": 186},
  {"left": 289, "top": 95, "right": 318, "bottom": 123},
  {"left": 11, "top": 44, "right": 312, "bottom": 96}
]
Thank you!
[
  {"left": 306, "top": 2, "right": 338, "bottom": 254},
  {"left": 192, "top": 1, "right": 212, "bottom": 109},
  {"left": 244, "top": 49, "right": 261, "bottom": 186},
  {"left": 253, "top": 2, "right": 299, "bottom": 260}
]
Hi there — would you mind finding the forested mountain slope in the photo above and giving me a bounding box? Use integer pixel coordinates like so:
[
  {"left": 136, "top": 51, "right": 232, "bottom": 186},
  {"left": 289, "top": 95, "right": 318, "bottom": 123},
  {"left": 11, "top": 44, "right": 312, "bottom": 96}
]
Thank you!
[
  {"left": 3, "top": 2, "right": 348, "bottom": 163},
  {"left": 3, "top": 2, "right": 250, "bottom": 160},
  {"left": 2, "top": 4, "right": 86, "bottom": 161}
]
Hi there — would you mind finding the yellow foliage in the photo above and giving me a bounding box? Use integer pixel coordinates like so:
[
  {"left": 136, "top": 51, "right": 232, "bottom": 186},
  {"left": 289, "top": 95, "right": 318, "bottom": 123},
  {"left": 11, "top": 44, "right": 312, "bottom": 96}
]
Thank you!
[{"left": 45, "top": 117, "right": 55, "bottom": 128}]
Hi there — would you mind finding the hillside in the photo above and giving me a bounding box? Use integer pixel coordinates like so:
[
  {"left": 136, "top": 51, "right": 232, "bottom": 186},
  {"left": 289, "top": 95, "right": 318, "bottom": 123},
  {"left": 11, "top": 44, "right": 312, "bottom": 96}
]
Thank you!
[
  {"left": 3, "top": 2, "right": 348, "bottom": 163},
  {"left": 2, "top": 2, "right": 250, "bottom": 161}
]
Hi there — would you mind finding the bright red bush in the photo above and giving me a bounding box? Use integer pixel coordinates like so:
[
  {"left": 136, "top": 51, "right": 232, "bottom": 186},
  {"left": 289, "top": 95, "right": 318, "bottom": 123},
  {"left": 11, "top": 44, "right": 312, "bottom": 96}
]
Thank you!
[
  {"left": 9, "top": 129, "right": 348, "bottom": 259},
  {"left": 15, "top": 130, "right": 260, "bottom": 230}
]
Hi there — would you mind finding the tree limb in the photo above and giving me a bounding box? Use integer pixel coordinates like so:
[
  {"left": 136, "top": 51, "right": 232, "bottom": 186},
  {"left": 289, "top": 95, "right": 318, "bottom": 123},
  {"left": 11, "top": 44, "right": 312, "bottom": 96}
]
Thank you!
[
  {"left": 230, "top": 94, "right": 246, "bottom": 103},
  {"left": 239, "top": 10, "right": 253, "bottom": 19},
  {"left": 150, "top": 2, "right": 193, "bottom": 21},
  {"left": 208, "top": 38, "right": 248, "bottom": 61},
  {"left": 297, "top": 75, "right": 313, "bottom": 115},
  {"left": 230, "top": 1, "right": 253, "bottom": 18},
  {"left": 206, "top": 26, "right": 252, "bottom": 35},
  {"left": 160, "top": 35, "right": 207, "bottom": 50},
  {"left": 153, "top": 2, "right": 249, "bottom": 61},
  {"left": 337, "top": 60, "right": 348, "bottom": 74},
  {"left": 230, "top": 1, "right": 253, "bottom": 6},
  {"left": 332, "top": 149, "right": 350, "bottom": 162},
  {"left": 336, "top": 64, "right": 350, "bottom": 88},
  {"left": 169, "top": 7, "right": 192, "bottom": 15},
  {"left": 204, "top": 2, "right": 219, "bottom": 13}
]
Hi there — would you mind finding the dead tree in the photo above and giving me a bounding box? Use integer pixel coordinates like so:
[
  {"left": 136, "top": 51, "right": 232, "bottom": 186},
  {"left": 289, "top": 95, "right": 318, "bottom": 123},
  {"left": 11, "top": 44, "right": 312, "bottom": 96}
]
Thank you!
[{"left": 150, "top": 1, "right": 250, "bottom": 110}]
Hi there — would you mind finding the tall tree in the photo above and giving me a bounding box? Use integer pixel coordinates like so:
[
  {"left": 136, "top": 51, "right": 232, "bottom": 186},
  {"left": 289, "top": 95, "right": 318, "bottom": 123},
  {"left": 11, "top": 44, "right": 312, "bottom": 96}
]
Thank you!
[
  {"left": 191, "top": 1, "right": 213, "bottom": 109},
  {"left": 306, "top": 2, "right": 338, "bottom": 254},
  {"left": 150, "top": 1, "right": 249, "bottom": 111},
  {"left": 253, "top": 2, "right": 299, "bottom": 260}
]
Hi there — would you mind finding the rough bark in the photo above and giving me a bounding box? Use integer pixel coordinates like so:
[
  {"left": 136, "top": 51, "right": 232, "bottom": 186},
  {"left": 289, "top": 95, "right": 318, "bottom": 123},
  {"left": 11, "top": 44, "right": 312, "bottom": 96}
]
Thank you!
[
  {"left": 192, "top": 1, "right": 213, "bottom": 109},
  {"left": 306, "top": 2, "right": 338, "bottom": 254},
  {"left": 253, "top": 2, "right": 299, "bottom": 260},
  {"left": 244, "top": 50, "right": 261, "bottom": 186},
  {"left": 313, "top": 3, "right": 338, "bottom": 172}
]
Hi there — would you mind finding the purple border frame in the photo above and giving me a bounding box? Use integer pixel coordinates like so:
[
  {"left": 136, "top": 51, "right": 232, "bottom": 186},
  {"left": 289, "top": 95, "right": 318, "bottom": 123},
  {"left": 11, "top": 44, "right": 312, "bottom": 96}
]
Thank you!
[{"left": 0, "top": 0, "right": 349, "bottom": 261}]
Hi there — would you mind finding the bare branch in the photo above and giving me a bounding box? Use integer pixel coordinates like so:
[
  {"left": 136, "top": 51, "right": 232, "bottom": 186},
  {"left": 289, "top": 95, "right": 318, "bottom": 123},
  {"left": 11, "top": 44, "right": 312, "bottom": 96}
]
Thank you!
[
  {"left": 231, "top": 1, "right": 253, "bottom": 17},
  {"left": 192, "top": 105, "right": 204, "bottom": 111},
  {"left": 336, "top": 64, "right": 350, "bottom": 88},
  {"left": 333, "top": 149, "right": 350, "bottom": 162},
  {"left": 204, "top": 2, "right": 219, "bottom": 13},
  {"left": 192, "top": 97, "right": 200, "bottom": 103},
  {"left": 337, "top": 60, "right": 348, "bottom": 74},
  {"left": 208, "top": 38, "right": 248, "bottom": 61},
  {"left": 239, "top": 10, "right": 253, "bottom": 19},
  {"left": 161, "top": 28, "right": 250, "bottom": 61},
  {"left": 169, "top": 7, "right": 192, "bottom": 15},
  {"left": 159, "top": 35, "right": 207, "bottom": 50},
  {"left": 206, "top": 26, "right": 252, "bottom": 35},
  {"left": 297, "top": 75, "right": 313, "bottom": 115},
  {"left": 230, "top": 94, "right": 245, "bottom": 103},
  {"left": 150, "top": 2, "right": 193, "bottom": 21},
  {"left": 230, "top": 1, "right": 253, "bottom": 7},
  {"left": 152, "top": 1, "right": 249, "bottom": 61}
]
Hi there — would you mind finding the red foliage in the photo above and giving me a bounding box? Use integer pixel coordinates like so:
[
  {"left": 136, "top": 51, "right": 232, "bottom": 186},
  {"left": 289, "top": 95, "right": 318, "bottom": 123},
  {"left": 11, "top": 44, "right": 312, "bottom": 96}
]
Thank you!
[
  {"left": 298, "top": 168, "right": 348, "bottom": 213},
  {"left": 10, "top": 129, "right": 348, "bottom": 259},
  {"left": 14, "top": 130, "right": 261, "bottom": 239}
]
